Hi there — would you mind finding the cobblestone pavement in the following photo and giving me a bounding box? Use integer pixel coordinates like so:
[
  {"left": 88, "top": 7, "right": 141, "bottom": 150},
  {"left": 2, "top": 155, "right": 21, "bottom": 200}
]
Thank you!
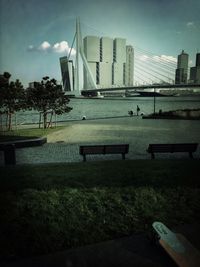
[{"left": 1, "top": 117, "right": 200, "bottom": 165}]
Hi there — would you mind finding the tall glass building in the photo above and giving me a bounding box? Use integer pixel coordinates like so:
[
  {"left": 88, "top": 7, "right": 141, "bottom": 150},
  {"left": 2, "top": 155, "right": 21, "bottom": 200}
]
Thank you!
[
  {"left": 175, "top": 50, "right": 189, "bottom": 84},
  {"left": 60, "top": 57, "right": 74, "bottom": 91},
  {"left": 189, "top": 53, "right": 200, "bottom": 84}
]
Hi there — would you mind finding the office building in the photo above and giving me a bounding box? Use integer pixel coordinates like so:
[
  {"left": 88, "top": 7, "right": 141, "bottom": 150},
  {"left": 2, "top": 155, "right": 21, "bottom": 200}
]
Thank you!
[
  {"left": 189, "top": 53, "right": 200, "bottom": 84},
  {"left": 99, "top": 62, "right": 112, "bottom": 87},
  {"left": 83, "top": 36, "right": 134, "bottom": 89},
  {"left": 97, "top": 37, "right": 113, "bottom": 87},
  {"left": 83, "top": 36, "right": 100, "bottom": 88},
  {"left": 196, "top": 53, "right": 200, "bottom": 67},
  {"left": 112, "top": 38, "right": 126, "bottom": 86},
  {"left": 60, "top": 57, "right": 74, "bottom": 91},
  {"left": 113, "top": 38, "right": 126, "bottom": 63},
  {"left": 100, "top": 37, "right": 113, "bottom": 62},
  {"left": 175, "top": 50, "right": 189, "bottom": 84},
  {"left": 124, "top": 45, "right": 134, "bottom": 86}
]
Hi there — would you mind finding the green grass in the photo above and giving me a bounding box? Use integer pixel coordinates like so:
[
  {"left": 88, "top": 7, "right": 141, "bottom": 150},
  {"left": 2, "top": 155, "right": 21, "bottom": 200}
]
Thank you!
[
  {"left": 0, "top": 160, "right": 200, "bottom": 260},
  {"left": 0, "top": 126, "right": 66, "bottom": 141}
]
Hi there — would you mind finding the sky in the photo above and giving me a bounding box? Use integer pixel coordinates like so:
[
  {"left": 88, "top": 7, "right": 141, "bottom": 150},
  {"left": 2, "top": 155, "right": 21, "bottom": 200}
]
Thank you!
[{"left": 0, "top": 0, "right": 200, "bottom": 87}]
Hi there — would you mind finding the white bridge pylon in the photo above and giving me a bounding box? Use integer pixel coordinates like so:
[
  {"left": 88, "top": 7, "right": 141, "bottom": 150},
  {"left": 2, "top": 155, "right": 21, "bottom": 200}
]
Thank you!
[{"left": 75, "top": 18, "right": 97, "bottom": 94}]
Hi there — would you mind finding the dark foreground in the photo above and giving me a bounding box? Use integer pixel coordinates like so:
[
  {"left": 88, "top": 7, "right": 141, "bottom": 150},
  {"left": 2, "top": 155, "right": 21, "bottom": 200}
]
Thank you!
[{"left": 0, "top": 160, "right": 200, "bottom": 265}]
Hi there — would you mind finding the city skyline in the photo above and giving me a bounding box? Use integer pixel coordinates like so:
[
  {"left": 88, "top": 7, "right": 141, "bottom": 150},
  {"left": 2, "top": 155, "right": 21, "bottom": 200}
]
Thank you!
[{"left": 0, "top": 0, "right": 200, "bottom": 87}]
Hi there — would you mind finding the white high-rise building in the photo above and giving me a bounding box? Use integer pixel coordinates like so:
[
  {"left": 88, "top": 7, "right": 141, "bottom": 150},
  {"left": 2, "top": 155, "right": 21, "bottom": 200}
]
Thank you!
[
  {"left": 83, "top": 35, "right": 134, "bottom": 89},
  {"left": 83, "top": 36, "right": 100, "bottom": 89},
  {"left": 99, "top": 62, "right": 112, "bottom": 87},
  {"left": 113, "top": 38, "right": 126, "bottom": 63},
  {"left": 100, "top": 37, "right": 113, "bottom": 62},
  {"left": 124, "top": 45, "right": 134, "bottom": 86},
  {"left": 112, "top": 63, "right": 124, "bottom": 86},
  {"left": 99, "top": 37, "right": 113, "bottom": 87},
  {"left": 83, "top": 36, "right": 100, "bottom": 62},
  {"left": 112, "top": 38, "right": 126, "bottom": 86}
]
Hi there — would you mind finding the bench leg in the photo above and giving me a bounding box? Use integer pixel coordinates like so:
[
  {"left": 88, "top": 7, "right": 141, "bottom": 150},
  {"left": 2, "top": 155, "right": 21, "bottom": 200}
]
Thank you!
[
  {"left": 83, "top": 155, "right": 86, "bottom": 162},
  {"left": 4, "top": 144, "right": 16, "bottom": 165},
  {"left": 122, "top": 153, "right": 125, "bottom": 160},
  {"left": 151, "top": 153, "right": 155, "bottom": 159}
]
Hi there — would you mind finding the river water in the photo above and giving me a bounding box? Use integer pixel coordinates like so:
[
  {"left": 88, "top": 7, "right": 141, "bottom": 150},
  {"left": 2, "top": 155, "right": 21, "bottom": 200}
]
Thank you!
[{"left": 11, "top": 96, "right": 200, "bottom": 125}]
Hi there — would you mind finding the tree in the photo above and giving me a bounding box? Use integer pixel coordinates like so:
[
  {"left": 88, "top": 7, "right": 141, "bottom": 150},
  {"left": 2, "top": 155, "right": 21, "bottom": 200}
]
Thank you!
[
  {"left": 0, "top": 73, "right": 25, "bottom": 130},
  {"left": 26, "top": 77, "right": 72, "bottom": 128}
]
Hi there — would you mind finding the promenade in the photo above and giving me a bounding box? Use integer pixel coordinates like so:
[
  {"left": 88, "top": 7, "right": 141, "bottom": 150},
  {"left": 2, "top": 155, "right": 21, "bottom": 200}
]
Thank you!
[
  {"left": 1, "top": 117, "right": 200, "bottom": 165},
  {"left": 1, "top": 117, "right": 200, "bottom": 267}
]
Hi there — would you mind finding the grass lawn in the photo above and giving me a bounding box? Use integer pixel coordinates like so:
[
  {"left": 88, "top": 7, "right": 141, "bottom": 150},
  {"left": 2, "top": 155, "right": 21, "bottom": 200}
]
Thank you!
[
  {"left": 0, "top": 126, "right": 66, "bottom": 142},
  {"left": 0, "top": 159, "right": 200, "bottom": 261}
]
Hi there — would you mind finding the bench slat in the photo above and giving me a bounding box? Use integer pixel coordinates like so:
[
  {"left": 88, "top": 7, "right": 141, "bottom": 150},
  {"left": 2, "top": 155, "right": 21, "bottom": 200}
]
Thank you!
[
  {"left": 80, "top": 144, "right": 129, "bottom": 161},
  {"left": 105, "top": 145, "right": 129, "bottom": 154},
  {"left": 80, "top": 146, "right": 104, "bottom": 154},
  {"left": 147, "top": 143, "right": 198, "bottom": 159}
]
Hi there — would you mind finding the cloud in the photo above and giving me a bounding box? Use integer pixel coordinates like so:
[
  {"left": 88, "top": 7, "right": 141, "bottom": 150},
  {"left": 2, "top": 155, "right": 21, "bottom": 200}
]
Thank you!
[
  {"left": 27, "top": 45, "right": 37, "bottom": 51},
  {"left": 39, "top": 41, "right": 51, "bottom": 51},
  {"left": 27, "top": 41, "right": 76, "bottom": 56},
  {"left": 52, "top": 41, "right": 76, "bottom": 55}
]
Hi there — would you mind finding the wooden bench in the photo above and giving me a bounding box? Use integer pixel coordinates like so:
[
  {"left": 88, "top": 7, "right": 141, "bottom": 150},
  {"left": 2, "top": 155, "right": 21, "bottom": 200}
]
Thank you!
[
  {"left": 79, "top": 144, "right": 129, "bottom": 162},
  {"left": 147, "top": 143, "right": 198, "bottom": 159}
]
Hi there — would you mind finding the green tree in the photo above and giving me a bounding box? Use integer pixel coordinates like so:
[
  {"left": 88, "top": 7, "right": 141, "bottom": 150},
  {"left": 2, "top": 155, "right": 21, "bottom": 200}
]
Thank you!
[
  {"left": 0, "top": 73, "right": 25, "bottom": 130},
  {"left": 26, "top": 77, "right": 72, "bottom": 128}
]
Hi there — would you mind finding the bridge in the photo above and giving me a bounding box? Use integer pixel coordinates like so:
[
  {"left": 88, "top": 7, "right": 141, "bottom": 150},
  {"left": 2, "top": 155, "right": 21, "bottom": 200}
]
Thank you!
[
  {"left": 80, "top": 83, "right": 200, "bottom": 97},
  {"left": 66, "top": 19, "right": 200, "bottom": 96},
  {"left": 81, "top": 83, "right": 200, "bottom": 93}
]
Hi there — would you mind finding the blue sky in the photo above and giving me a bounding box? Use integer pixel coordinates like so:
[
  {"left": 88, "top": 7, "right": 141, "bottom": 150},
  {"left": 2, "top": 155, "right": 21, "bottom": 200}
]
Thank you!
[{"left": 0, "top": 0, "right": 200, "bottom": 87}]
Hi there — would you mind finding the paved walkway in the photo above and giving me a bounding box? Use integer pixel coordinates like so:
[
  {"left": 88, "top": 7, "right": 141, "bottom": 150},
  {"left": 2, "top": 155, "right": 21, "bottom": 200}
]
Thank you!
[
  {"left": 2, "top": 223, "right": 200, "bottom": 267},
  {"left": 1, "top": 117, "right": 200, "bottom": 165}
]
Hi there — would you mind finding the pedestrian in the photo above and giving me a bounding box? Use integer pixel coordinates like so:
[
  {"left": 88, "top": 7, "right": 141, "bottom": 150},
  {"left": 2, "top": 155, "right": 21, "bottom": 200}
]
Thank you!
[
  {"left": 136, "top": 105, "right": 140, "bottom": 116},
  {"left": 128, "top": 110, "right": 133, "bottom": 116}
]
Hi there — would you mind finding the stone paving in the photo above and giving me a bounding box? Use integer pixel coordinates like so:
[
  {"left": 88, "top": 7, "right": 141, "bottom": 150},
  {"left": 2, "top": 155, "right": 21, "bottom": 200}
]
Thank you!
[{"left": 1, "top": 117, "right": 200, "bottom": 165}]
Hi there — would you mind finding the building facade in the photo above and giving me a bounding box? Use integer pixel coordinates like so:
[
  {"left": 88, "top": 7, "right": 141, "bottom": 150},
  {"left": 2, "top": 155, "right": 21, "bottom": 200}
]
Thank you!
[
  {"left": 112, "top": 38, "right": 126, "bottom": 86},
  {"left": 83, "top": 36, "right": 134, "bottom": 89},
  {"left": 189, "top": 53, "right": 200, "bottom": 84},
  {"left": 175, "top": 50, "right": 189, "bottom": 84},
  {"left": 124, "top": 45, "right": 134, "bottom": 86},
  {"left": 60, "top": 57, "right": 74, "bottom": 91}
]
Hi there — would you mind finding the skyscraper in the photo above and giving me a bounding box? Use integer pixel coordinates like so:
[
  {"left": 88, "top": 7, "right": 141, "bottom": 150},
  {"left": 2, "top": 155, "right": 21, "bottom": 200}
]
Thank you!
[
  {"left": 83, "top": 36, "right": 134, "bottom": 89},
  {"left": 83, "top": 36, "right": 100, "bottom": 88},
  {"left": 112, "top": 38, "right": 126, "bottom": 86},
  {"left": 196, "top": 53, "right": 200, "bottom": 67},
  {"left": 60, "top": 57, "right": 74, "bottom": 91},
  {"left": 99, "top": 37, "right": 113, "bottom": 87},
  {"left": 124, "top": 45, "right": 134, "bottom": 86},
  {"left": 189, "top": 53, "right": 200, "bottom": 84},
  {"left": 175, "top": 50, "right": 189, "bottom": 84}
]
